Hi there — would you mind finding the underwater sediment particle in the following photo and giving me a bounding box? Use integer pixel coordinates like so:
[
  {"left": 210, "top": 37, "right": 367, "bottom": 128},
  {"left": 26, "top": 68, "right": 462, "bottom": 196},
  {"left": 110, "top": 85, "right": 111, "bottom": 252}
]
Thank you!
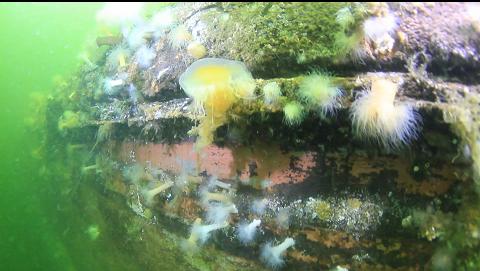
[
  {"left": 85, "top": 224, "right": 101, "bottom": 240},
  {"left": 350, "top": 78, "right": 421, "bottom": 148}
]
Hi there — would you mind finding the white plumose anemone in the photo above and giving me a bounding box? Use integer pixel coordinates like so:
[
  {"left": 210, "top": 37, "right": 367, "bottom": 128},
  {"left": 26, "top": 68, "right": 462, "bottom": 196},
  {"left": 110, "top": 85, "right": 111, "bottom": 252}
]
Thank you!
[
  {"left": 125, "top": 23, "right": 152, "bottom": 50},
  {"left": 168, "top": 25, "right": 192, "bottom": 49},
  {"left": 363, "top": 12, "right": 398, "bottom": 41},
  {"left": 150, "top": 8, "right": 175, "bottom": 30},
  {"left": 142, "top": 180, "right": 174, "bottom": 206},
  {"left": 181, "top": 218, "right": 228, "bottom": 253},
  {"left": 260, "top": 237, "right": 295, "bottom": 269},
  {"left": 205, "top": 202, "right": 238, "bottom": 224},
  {"left": 237, "top": 219, "right": 261, "bottom": 245},
  {"left": 106, "top": 46, "right": 130, "bottom": 72},
  {"left": 189, "top": 218, "right": 228, "bottom": 245},
  {"left": 350, "top": 78, "right": 421, "bottom": 148},
  {"left": 135, "top": 45, "right": 156, "bottom": 69},
  {"left": 96, "top": 3, "right": 144, "bottom": 27}
]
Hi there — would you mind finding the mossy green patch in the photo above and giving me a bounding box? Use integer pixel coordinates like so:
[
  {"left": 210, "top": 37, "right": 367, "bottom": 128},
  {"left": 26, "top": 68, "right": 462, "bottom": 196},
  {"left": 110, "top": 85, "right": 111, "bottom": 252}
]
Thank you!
[{"left": 201, "top": 2, "right": 350, "bottom": 75}]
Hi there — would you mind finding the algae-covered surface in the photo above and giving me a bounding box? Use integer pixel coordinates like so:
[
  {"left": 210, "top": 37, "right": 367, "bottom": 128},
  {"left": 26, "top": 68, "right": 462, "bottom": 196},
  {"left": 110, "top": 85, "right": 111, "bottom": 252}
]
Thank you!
[{"left": 3, "top": 2, "right": 480, "bottom": 271}]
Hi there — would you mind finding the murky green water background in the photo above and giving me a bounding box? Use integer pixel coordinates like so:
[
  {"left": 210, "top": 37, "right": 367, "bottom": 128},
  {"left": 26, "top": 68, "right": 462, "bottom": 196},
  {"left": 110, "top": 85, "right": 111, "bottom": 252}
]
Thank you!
[
  {"left": 0, "top": 3, "right": 104, "bottom": 270},
  {"left": 4, "top": 3, "right": 477, "bottom": 271}
]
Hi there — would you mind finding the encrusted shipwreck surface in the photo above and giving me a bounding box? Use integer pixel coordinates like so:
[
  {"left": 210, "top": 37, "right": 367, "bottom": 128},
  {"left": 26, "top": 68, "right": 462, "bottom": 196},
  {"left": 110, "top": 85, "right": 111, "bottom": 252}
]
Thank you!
[{"left": 35, "top": 2, "right": 480, "bottom": 271}]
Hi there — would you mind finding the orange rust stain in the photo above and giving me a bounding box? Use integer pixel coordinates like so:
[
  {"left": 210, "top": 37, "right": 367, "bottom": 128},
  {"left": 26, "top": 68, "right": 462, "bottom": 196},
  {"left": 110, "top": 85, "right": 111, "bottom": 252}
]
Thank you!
[
  {"left": 375, "top": 241, "right": 402, "bottom": 254},
  {"left": 303, "top": 228, "right": 362, "bottom": 249},
  {"left": 118, "top": 141, "right": 316, "bottom": 186},
  {"left": 353, "top": 262, "right": 420, "bottom": 271},
  {"left": 350, "top": 155, "right": 383, "bottom": 178},
  {"left": 230, "top": 141, "right": 317, "bottom": 185},
  {"left": 274, "top": 151, "right": 316, "bottom": 185},
  {"left": 348, "top": 153, "right": 457, "bottom": 197},
  {"left": 165, "top": 197, "right": 202, "bottom": 221},
  {"left": 105, "top": 174, "right": 128, "bottom": 195},
  {"left": 303, "top": 227, "right": 431, "bottom": 268},
  {"left": 289, "top": 250, "right": 318, "bottom": 264},
  {"left": 120, "top": 142, "right": 233, "bottom": 178},
  {"left": 390, "top": 159, "right": 456, "bottom": 197}
]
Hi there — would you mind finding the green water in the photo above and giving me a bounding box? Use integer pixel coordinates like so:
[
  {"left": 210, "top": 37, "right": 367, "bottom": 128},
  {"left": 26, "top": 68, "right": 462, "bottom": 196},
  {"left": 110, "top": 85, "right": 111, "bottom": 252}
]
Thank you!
[
  {"left": 0, "top": 3, "right": 104, "bottom": 270},
  {"left": 1, "top": 3, "right": 476, "bottom": 271}
]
